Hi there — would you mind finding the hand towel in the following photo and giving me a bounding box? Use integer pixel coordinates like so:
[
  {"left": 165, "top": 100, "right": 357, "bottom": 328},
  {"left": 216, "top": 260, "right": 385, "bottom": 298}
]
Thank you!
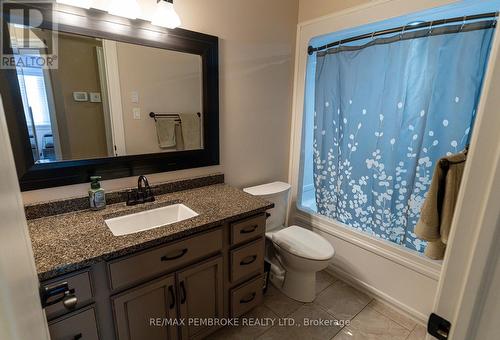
[
  {"left": 415, "top": 151, "right": 467, "bottom": 260},
  {"left": 155, "top": 118, "right": 176, "bottom": 148},
  {"left": 179, "top": 113, "right": 201, "bottom": 150}
]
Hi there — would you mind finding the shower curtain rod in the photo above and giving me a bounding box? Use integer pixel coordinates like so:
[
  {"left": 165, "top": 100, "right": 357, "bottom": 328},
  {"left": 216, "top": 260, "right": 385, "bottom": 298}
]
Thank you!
[{"left": 308, "top": 12, "right": 498, "bottom": 55}]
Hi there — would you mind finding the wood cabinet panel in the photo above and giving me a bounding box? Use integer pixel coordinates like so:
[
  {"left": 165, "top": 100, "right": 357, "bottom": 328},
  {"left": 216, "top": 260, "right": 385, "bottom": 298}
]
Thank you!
[
  {"left": 48, "top": 306, "right": 99, "bottom": 340},
  {"left": 230, "top": 214, "right": 266, "bottom": 246},
  {"left": 43, "top": 270, "right": 94, "bottom": 321},
  {"left": 111, "top": 275, "right": 178, "bottom": 340},
  {"left": 177, "top": 256, "right": 224, "bottom": 340},
  {"left": 230, "top": 238, "right": 265, "bottom": 283},
  {"left": 230, "top": 275, "right": 264, "bottom": 317},
  {"left": 108, "top": 228, "right": 223, "bottom": 290}
]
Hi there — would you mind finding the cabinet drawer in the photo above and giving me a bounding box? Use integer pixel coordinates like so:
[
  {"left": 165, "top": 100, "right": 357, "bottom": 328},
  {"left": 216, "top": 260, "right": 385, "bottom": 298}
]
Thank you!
[
  {"left": 49, "top": 306, "right": 99, "bottom": 340},
  {"left": 230, "top": 275, "right": 264, "bottom": 317},
  {"left": 108, "top": 228, "right": 223, "bottom": 290},
  {"left": 231, "top": 214, "right": 266, "bottom": 246},
  {"left": 230, "top": 238, "right": 265, "bottom": 283},
  {"left": 43, "top": 270, "right": 94, "bottom": 321}
]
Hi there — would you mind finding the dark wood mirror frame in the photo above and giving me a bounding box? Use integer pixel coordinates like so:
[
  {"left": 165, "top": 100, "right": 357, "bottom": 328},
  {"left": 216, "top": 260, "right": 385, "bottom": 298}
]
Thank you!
[{"left": 0, "top": 3, "right": 219, "bottom": 191}]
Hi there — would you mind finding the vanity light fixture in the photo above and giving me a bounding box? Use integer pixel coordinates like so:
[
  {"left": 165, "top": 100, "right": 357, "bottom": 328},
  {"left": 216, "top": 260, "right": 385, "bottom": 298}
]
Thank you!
[
  {"left": 107, "top": 0, "right": 141, "bottom": 20},
  {"left": 151, "top": 0, "right": 181, "bottom": 29},
  {"left": 56, "top": 0, "right": 92, "bottom": 9}
]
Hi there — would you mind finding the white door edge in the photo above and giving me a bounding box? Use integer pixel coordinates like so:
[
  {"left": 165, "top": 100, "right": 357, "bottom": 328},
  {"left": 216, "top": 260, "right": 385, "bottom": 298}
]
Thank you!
[
  {"left": 102, "top": 39, "right": 127, "bottom": 156},
  {"left": 430, "top": 17, "right": 500, "bottom": 340},
  {"left": 0, "top": 97, "right": 50, "bottom": 340}
]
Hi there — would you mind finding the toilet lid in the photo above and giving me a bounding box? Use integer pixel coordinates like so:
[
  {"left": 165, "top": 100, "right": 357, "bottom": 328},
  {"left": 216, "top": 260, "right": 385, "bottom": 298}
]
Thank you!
[{"left": 272, "top": 226, "right": 335, "bottom": 260}]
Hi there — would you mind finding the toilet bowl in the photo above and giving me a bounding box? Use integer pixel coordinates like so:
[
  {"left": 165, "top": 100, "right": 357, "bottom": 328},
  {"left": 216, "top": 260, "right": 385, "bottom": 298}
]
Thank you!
[{"left": 243, "top": 182, "right": 335, "bottom": 302}]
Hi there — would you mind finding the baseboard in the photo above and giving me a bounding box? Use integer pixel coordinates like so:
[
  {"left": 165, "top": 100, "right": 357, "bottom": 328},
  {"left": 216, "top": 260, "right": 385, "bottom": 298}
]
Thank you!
[{"left": 324, "top": 264, "right": 427, "bottom": 324}]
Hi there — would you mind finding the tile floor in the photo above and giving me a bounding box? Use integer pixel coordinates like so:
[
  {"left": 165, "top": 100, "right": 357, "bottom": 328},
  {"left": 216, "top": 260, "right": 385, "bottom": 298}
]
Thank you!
[{"left": 209, "top": 271, "right": 427, "bottom": 340}]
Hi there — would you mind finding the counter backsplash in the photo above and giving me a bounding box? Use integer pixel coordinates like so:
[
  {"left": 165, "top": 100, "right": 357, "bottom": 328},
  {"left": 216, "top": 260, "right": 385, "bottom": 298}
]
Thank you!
[{"left": 24, "top": 173, "right": 224, "bottom": 220}]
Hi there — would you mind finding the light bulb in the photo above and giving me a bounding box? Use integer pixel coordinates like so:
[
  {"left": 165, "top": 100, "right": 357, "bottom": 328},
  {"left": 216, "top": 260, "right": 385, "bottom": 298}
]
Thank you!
[
  {"left": 56, "top": 0, "right": 92, "bottom": 9},
  {"left": 151, "top": 0, "right": 181, "bottom": 29},
  {"left": 107, "top": 0, "right": 141, "bottom": 20}
]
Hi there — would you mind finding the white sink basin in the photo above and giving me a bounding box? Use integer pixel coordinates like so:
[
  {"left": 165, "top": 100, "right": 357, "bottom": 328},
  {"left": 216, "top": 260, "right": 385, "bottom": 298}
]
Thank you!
[{"left": 105, "top": 204, "right": 199, "bottom": 236}]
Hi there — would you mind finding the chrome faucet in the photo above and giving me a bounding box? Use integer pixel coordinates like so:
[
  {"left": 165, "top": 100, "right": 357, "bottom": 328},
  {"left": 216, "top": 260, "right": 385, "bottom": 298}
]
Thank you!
[{"left": 126, "top": 175, "right": 156, "bottom": 206}]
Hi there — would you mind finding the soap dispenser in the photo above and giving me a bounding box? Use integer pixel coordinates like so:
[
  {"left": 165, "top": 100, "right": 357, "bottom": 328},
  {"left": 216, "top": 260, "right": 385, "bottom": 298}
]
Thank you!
[{"left": 89, "top": 176, "right": 106, "bottom": 210}]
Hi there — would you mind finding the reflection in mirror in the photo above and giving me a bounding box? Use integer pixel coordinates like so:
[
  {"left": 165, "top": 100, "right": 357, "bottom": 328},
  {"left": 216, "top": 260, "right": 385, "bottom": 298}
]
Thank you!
[{"left": 10, "top": 29, "right": 204, "bottom": 164}]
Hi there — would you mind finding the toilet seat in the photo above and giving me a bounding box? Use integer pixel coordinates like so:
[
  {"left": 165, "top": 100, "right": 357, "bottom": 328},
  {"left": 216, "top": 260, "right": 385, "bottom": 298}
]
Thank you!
[{"left": 271, "top": 226, "right": 335, "bottom": 261}]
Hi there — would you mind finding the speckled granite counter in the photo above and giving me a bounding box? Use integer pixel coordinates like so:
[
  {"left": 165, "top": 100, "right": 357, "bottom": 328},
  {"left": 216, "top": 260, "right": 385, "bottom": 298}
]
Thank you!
[{"left": 28, "top": 184, "right": 273, "bottom": 281}]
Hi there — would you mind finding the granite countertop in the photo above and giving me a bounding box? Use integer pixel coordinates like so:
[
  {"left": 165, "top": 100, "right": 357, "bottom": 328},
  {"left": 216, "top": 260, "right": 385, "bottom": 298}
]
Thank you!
[{"left": 28, "top": 184, "right": 273, "bottom": 281}]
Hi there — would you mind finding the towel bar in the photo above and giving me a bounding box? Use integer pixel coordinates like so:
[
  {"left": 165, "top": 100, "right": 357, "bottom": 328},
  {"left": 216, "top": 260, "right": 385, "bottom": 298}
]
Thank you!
[{"left": 149, "top": 112, "right": 201, "bottom": 120}]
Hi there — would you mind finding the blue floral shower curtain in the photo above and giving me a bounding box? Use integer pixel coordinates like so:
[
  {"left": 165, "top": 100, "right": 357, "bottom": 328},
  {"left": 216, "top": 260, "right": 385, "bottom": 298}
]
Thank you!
[{"left": 313, "top": 26, "right": 494, "bottom": 252}]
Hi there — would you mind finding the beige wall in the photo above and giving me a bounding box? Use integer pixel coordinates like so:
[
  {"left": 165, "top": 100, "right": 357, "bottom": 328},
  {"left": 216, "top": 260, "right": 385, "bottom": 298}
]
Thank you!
[
  {"left": 50, "top": 34, "right": 108, "bottom": 160},
  {"left": 298, "top": 0, "right": 372, "bottom": 22},
  {"left": 116, "top": 43, "right": 202, "bottom": 155},
  {"left": 22, "top": 0, "right": 299, "bottom": 203}
]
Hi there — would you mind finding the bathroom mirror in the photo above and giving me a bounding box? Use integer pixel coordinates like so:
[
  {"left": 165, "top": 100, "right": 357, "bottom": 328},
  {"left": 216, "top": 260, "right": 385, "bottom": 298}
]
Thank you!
[
  {"left": 13, "top": 31, "right": 204, "bottom": 162},
  {"left": 0, "top": 3, "right": 219, "bottom": 190}
]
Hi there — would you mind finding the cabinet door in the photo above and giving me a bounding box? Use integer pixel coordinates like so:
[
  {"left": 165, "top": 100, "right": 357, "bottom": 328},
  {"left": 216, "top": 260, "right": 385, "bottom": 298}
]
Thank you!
[
  {"left": 177, "top": 256, "right": 224, "bottom": 339},
  {"left": 112, "top": 275, "right": 178, "bottom": 340}
]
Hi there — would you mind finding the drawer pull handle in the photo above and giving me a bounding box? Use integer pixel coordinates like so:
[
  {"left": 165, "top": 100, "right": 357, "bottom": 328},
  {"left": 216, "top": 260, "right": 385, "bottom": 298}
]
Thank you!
[
  {"left": 240, "top": 225, "right": 258, "bottom": 234},
  {"left": 161, "top": 249, "right": 188, "bottom": 261},
  {"left": 73, "top": 334, "right": 82, "bottom": 340},
  {"left": 168, "top": 285, "right": 176, "bottom": 309},
  {"left": 180, "top": 281, "right": 187, "bottom": 304},
  {"left": 40, "top": 282, "right": 71, "bottom": 308},
  {"left": 240, "top": 292, "right": 256, "bottom": 304},
  {"left": 240, "top": 255, "right": 257, "bottom": 266},
  {"left": 62, "top": 291, "right": 78, "bottom": 310}
]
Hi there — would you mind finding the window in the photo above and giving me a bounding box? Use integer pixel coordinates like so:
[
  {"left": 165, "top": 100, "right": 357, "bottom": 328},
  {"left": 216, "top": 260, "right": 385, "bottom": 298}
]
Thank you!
[
  {"left": 298, "top": 12, "right": 495, "bottom": 253},
  {"left": 16, "top": 52, "right": 52, "bottom": 126},
  {"left": 15, "top": 49, "right": 56, "bottom": 162}
]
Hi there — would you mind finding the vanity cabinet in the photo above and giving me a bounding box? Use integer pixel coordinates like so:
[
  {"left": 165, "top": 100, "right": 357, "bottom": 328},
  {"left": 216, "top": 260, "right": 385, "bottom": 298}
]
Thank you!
[{"left": 41, "top": 212, "right": 267, "bottom": 340}]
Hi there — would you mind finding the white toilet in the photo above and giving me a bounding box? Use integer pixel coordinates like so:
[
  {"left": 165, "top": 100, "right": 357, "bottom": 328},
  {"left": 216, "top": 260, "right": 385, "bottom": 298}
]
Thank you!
[{"left": 244, "top": 182, "right": 334, "bottom": 302}]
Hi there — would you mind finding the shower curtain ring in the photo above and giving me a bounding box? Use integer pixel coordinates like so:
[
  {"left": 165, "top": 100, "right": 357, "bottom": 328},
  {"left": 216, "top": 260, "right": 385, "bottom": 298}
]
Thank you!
[
  {"left": 400, "top": 24, "right": 407, "bottom": 40},
  {"left": 459, "top": 16, "right": 466, "bottom": 32},
  {"left": 427, "top": 21, "right": 434, "bottom": 36},
  {"left": 371, "top": 31, "right": 376, "bottom": 41}
]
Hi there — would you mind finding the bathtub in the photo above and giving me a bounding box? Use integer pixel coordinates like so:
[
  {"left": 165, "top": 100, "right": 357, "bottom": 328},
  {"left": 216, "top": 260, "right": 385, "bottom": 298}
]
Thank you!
[{"left": 292, "top": 206, "right": 441, "bottom": 323}]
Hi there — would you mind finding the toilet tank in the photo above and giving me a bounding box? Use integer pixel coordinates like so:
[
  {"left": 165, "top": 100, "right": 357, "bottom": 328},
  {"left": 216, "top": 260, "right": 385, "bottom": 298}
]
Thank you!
[{"left": 243, "top": 182, "right": 291, "bottom": 232}]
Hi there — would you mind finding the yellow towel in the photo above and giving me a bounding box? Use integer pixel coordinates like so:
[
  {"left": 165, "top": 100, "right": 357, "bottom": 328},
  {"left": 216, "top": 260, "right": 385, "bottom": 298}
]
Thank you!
[
  {"left": 155, "top": 118, "right": 177, "bottom": 148},
  {"left": 179, "top": 113, "right": 201, "bottom": 150},
  {"left": 415, "top": 151, "right": 467, "bottom": 260}
]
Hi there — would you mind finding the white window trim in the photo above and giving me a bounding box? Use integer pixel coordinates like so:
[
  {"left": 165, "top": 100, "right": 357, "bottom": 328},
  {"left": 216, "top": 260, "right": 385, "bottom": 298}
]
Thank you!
[
  {"left": 288, "top": 0, "right": 462, "bottom": 272},
  {"left": 295, "top": 209, "right": 442, "bottom": 279}
]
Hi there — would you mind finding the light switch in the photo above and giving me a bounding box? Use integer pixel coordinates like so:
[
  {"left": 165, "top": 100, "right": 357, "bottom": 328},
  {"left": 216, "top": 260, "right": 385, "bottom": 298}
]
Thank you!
[
  {"left": 131, "top": 91, "right": 139, "bottom": 104},
  {"left": 133, "top": 108, "right": 141, "bottom": 120}
]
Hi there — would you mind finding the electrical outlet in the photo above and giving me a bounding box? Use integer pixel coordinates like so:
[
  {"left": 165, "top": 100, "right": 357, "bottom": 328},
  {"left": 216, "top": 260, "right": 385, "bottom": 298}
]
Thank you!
[
  {"left": 89, "top": 92, "right": 102, "bottom": 103},
  {"left": 133, "top": 108, "right": 141, "bottom": 120}
]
